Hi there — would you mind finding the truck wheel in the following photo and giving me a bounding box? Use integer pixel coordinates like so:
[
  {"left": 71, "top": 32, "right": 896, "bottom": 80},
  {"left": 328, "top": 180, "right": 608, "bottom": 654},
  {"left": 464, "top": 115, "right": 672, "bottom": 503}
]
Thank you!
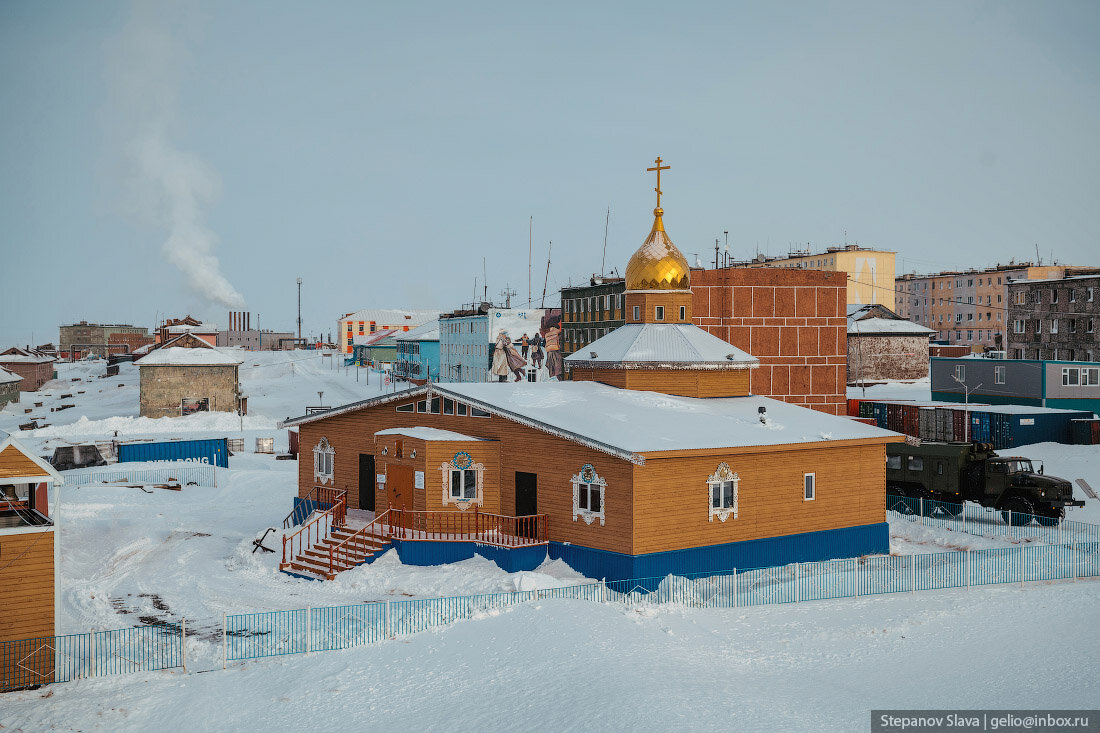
[
  {"left": 1036, "top": 509, "right": 1063, "bottom": 527},
  {"left": 1000, "top": 497, "right": 1035, "bottom": 527}
]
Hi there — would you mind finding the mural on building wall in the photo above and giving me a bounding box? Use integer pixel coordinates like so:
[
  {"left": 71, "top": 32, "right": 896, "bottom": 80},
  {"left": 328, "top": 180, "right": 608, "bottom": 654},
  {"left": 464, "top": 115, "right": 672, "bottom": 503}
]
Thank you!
[{"left": 485, "top": 309, "right": 563, "bottom": 383}]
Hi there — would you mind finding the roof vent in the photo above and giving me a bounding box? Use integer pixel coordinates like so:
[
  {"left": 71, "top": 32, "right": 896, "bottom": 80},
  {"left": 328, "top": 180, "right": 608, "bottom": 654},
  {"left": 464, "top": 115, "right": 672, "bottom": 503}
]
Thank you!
[
  {"left": 726, "top": 353, "right": 739, "bottom": 360},
  {"left": 758, "top": 406, "right": 768, "bottom": 424},
  {"left": 589, "top": 351, "right": 598, "bottom": 359}
]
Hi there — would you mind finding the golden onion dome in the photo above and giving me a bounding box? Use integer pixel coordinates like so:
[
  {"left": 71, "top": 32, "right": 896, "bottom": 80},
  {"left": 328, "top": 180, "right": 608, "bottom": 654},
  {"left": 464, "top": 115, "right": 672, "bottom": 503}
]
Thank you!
[{"left": 625, "top": 207, "right": 690, "bottom": 291}]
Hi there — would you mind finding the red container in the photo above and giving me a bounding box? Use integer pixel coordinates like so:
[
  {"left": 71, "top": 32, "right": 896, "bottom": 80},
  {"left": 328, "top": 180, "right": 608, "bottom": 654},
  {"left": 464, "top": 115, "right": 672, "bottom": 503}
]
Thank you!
[
  {"left": 847, "top": 398, "right": 861, "bottom": 417},
  {"left": 952, "top": 409, "right": 967, "bottom": 441}
]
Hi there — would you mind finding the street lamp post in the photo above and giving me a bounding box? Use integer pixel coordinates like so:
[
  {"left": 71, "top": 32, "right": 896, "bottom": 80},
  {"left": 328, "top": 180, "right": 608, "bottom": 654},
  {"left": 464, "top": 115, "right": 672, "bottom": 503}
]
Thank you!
[
  {"left": 296, "top": 277, "right": 303, "bottom": 344},
  {"left": 951, "top": 375, "right": 982, "bottom": 443}
]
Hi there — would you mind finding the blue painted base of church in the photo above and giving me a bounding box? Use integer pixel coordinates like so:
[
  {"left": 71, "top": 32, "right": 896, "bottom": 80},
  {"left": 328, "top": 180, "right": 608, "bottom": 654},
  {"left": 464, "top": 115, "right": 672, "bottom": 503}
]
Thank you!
[
  {"left": 548, "top": 522, "right": 890, "bottom": 582},
  {"left": 372, "top": 522, "right": 889, "bottom": 583},
  {"left": 389, "top": 538, "right": 549, "bottom": 573}
]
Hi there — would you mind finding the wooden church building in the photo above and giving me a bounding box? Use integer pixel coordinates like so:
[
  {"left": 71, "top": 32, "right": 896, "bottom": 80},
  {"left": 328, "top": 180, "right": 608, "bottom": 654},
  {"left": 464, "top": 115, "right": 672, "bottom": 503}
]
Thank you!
[{"left": 281, "top": 160, "right": 902, "bottom": 581}]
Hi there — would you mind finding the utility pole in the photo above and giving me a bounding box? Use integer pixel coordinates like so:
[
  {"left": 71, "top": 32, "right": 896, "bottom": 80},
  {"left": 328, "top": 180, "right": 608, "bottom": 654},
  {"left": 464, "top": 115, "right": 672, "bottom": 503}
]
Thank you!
[
  {"left": 541, "top": 241, "right": 552, "bottom": 309},
  {"left": 952, "top": 375, "right": 982, "bottom": 442},
  {"left": 529, "top": 216, "right": 533, "bottom": 306},
  {"left": 296, "top": 278, "right": 302, "bottom": 344}
]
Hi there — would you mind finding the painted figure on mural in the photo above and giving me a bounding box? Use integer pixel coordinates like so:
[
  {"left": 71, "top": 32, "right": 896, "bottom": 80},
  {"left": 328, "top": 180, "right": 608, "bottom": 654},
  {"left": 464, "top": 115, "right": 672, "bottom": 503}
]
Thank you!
[
  {"left": 520, "top": 333, "right": 530, "bottom": 359},
  {"left": 529, "top": 331, "right": 545, "bottom": 369},
  {"left": 540, "top": 313, "right": 563, "bottom": 379},
  {"left": 491, "top": 329, "right": 526, "bottom": 382}
]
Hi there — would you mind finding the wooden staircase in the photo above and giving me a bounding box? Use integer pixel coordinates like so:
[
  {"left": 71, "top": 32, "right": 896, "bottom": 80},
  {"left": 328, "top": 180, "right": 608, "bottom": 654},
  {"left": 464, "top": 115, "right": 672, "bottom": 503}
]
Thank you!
[{"left": 285, "top": 524, "right": 391, "bottom": 579}]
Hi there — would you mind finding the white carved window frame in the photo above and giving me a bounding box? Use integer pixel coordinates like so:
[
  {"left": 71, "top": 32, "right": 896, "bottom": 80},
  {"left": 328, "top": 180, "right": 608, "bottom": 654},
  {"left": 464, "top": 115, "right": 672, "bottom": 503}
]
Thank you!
[
  {"left": 572, "top": 464, "right": 606, "bottom": 526},
  {"left": 313, "top": 437, "right": 335, "bottom": 485},
  {"left": 707, "top": 462, "right": 739, "bottom": 523},
  {"left": 439, "top": 451, "right": 484, "bottom": 511}
]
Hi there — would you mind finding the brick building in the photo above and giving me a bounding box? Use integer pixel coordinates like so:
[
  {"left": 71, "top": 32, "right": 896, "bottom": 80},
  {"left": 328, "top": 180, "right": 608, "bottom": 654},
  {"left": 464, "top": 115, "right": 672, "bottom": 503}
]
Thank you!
[
  {"left": 0, "top": 348, "right": 55, "bottom": 392},
  {"left": 59, "top": 321, "right": 149, "bottom": 358},
  {"left": 0, "top": 368, "right": 19, "bottom": 408},
  {"left": 690, "top": 267, "right": 849, "bottom": 415},
  {"left": 1006, "top": 273, "right": 1100, "bottom": 362}
]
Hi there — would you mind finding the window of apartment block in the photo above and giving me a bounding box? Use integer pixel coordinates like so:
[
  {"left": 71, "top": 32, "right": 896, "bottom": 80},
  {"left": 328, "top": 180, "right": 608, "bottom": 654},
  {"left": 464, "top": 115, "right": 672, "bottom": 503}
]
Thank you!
[
  {"left": 1063, "top": 368, "right": 1080, "bottom": 386},
  {"left": 1035, "top": 320, "right": 1042, "bottom": 334},
  {"left": 1051, "top": 319, "right": 1059, "bottom": 334},
  {"left": 967, "top": 330, "right": 973, "bottom": 341},
  {"left": 1069, "top": 319, "right": 1077, "bottom": 334},
  {"left": 1013, "top": 349, "right": 1022, "bottom": 359},
  {"left": 1089, "top": 288, "right": 1095, "bottom": 302},
  {"left": 1070, "top": 289, "right": 1077, "bottom": 303},
  {"left": 1051, "top": 289, "right": 1058, "bottom": 303},
  {"left": 955, "top": 364, "right": 965, "bottom": 380},
  {"left": 1085, "top": 368, "right": 1100, "bottom": 386},
  {"left": 1088, "top": 319, "right": 1095, "bottom": 334}
]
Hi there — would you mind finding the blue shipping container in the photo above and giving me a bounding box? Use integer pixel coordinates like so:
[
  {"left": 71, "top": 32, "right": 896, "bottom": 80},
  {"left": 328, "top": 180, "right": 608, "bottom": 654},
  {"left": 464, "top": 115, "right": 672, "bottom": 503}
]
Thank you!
[{"left": 118, "top": 438, "right": 229, "bottom": 468}]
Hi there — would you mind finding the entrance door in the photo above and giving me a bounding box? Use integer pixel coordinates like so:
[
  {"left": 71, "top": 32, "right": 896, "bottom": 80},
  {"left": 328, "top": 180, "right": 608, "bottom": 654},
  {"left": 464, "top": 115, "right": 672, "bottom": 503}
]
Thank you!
[
  {"left": 358, "top": 454, "right": 376, "bottom": 512},
  {"left": 515, "top": 472, "right": 538, "bottom": 539},
  {"left": 386, "top": 465, "right": 415, "bottom": 513},
  {"left": 515, "top": 472, "right": 538, "bottom": 515}
]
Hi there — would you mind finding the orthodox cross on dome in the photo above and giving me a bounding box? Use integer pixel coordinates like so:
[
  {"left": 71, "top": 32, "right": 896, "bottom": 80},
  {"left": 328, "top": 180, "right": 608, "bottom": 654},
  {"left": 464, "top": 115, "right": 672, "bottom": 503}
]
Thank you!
[{"left": 646, "top": 156, "right": 670, "bottom": 209}]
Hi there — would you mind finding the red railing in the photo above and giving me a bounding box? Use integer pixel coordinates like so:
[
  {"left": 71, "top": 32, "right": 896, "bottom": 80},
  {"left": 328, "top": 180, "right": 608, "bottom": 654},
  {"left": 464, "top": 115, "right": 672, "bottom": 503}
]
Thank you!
[
  {"left": 326, "top": 510, "right": 393, "bottom": 577},
  {"left": 280, "top": 488, "right": 347, "bottom": 570},
  {"left": 386, "top": 509, "right": 548, "bottom": 548}
]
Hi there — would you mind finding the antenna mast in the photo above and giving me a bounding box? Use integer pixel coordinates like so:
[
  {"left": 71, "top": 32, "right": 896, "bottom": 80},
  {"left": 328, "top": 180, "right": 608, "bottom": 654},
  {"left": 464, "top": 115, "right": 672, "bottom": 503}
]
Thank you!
[
  {"left": 601, "top": 207, "right": 610, "bottom": 275},
  {"left": 482, "top": 257, "right": 487, "bottom": 303},
  {"left": 500, "top": 286, "right": 516, "bottom": 309},
  {"left": 541, "top": 241, "right": 552, "bottom": 309},
  {"left": 1035, "top": 243, "right": 1042, "bottom": 266},
  {"left": 528, "top": 216, "right": 533, "bottom": 306}
]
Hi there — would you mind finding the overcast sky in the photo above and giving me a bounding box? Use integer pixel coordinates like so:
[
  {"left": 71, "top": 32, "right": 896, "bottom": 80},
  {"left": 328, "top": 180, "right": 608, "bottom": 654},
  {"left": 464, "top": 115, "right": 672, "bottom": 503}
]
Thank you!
[{"left": 2, "top": 0, "right": 1098, "bottom": 347}]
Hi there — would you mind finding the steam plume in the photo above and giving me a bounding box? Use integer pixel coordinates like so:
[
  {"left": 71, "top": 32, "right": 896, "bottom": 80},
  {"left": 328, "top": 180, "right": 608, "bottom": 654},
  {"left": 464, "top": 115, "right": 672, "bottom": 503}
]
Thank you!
[{"left": 109, "top": 2, "right": 245, "bottom": 309}]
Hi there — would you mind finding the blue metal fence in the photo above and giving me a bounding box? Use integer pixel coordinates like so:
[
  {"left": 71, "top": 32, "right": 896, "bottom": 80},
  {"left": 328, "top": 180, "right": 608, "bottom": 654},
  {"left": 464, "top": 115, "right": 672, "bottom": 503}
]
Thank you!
[
  {"left": 221, "top": 540, "right": 1100, "bottom": 666},
  {"left": 1, "top": 623, "right": 183, "bottom": 693},
  {"left": 886, "top": 493, "right": 1100, "bottom": 545}
]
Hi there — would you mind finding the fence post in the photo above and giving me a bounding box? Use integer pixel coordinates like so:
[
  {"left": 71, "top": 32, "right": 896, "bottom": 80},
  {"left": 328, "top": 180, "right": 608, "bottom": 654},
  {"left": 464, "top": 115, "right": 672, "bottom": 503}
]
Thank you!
[
  {"left": 222, "top": 614, "right": 227, "bottom": 670},
  {"left": 911, "top": 557, "right": 916, "bottom": 593},
  {"left": 966, "top": 550, "right": 970, "bottom": 590},
  {"left": 181, "top": 618, "right": 187, "bottom": 673},
  {"left": 1073, "top": 541, "right": 1077, "bottom": 581},
  {"left": 307, "top": 607, "right": 312, "bottom": 655},
  {"left": 732, "top": 569, "right": 737, "bottom": 608},
  {"left": 919, "top": 497, "right": 924, "bottom": 525},
  {"left": 1020, "top": 546, "right": 1025, "bottom": 587},
  {"left": 385, "top": 600, "right": 391, "bottom": 639},
  {"left": 855, "top": 560, "right": 861, "bottom": 597},
  {"left": 90, "top": 630, "right": 96, "bottom": 678},
  {"left": 793, "top": 563, "right": 799, "bottom": 604}
]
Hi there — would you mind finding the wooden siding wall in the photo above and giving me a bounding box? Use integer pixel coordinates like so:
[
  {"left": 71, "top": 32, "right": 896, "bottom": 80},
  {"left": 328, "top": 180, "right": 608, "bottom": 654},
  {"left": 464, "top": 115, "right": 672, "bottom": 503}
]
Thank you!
[
  {"left": 297, "top": 398, "right": 636, "bottom": 553},
  {"left": 632, "top": 442, "right": 887, "bottom": 555},
  {"left": 0, "top": 529, "right": 55, "bottom": 641},
  {"left": 0, "top": 446, "right": 45, "bottom": 479},
  {"left": 624, "top": 291, "right": 694, "bottom": 324},
  {"left": 424, "top": 440, "right": 502, "bottom": 514},
  {"left": 572, "top": 368, "right": 751, "bottom": 398}
]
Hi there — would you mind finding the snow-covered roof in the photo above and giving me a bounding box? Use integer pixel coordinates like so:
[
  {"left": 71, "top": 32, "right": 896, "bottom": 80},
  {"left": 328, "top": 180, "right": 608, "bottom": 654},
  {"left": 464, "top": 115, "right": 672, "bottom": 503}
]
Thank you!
[
  {"left": 437, "top": 382, "right": 896, "bottom": 456},
  {"left": 137, "top": 347, "right": 243, "bottom": 366},
  {"left": 848, "top": 317, "right": 935, "bottom": 335},
  {"left": 0, "top": 367, "right": 21, "bottom": 384},
  {"left": 341, "top": 308, "right": 439, "bottom": 325},
  {"left": 394, "top": 321, "right": 440, "bottom": 342},
  {"left": 0, "top": 353, "right": 55, "bottom": 364},
  {"left": 375, "top": 427, "right": 485, "bottom": 441},
  {"left": 565, "top": 324, "right": 758, "bottom": 369},
  {"left": 352, "top": 329, "right": 399, "bottom": 347}
]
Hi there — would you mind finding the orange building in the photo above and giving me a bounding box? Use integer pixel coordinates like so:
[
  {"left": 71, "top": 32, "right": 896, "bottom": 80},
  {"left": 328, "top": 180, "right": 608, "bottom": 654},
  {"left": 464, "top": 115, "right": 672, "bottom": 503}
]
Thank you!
[
  {"left": 280, "top": 160, "right": 900, "bottom": 582},
  {"left": 0, "top": 433, "right": 62, "bottom": 692}
]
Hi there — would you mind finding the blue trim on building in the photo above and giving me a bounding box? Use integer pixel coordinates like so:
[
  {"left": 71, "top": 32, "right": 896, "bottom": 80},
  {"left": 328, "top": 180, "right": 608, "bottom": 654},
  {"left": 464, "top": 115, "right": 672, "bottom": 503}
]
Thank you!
[
  {"left": 390, "top": 539, "right": 548, "bottom": 572},
  {"left": 548, "top": 523, "right": 890, "bottom": 582},
  {"left": 289, "top": 497, "right": 333, "bottom": 526}
]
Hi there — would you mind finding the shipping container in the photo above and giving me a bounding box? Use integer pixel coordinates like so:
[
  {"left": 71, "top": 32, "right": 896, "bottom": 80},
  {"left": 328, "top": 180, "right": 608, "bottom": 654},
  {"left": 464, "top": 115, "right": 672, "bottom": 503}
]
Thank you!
[
  {"left": 935, "top": 407, "right": 955, "bottom": 442},
  {"left": 900, "top": 404, "right": 919, "bottom": 437},
  {"left": 873, "top": 403, "right": 888, "bottom": 429},
  {"left": 918, "top": 407, "right": 936, "bottom": 441},
  {"left": 117, "top": 438, "right": 229, "bottom": 468},
  {"left": 858, "top": 401, "right": 875, "bottom": 419},
  {"left": 970, "top": 411, "right": 991, "bottom": 444}
]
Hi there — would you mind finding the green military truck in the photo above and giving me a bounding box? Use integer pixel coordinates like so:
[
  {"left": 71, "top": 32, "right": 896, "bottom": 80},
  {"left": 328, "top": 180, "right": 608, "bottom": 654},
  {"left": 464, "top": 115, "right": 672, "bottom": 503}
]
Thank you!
[{"left": 885, "top": 442, "right": 1083, "bottom": 526}]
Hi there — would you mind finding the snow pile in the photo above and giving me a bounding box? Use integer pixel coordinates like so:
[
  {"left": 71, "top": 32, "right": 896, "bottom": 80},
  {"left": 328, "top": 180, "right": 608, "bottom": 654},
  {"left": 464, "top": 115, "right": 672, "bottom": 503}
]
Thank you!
[{"left": 33, "top": 413, "right": 277, "bottom": 439}]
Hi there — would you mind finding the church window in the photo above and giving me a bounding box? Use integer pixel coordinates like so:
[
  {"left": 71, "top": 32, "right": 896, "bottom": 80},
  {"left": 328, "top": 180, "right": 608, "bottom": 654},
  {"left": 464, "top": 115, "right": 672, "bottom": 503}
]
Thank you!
[
  {"left": 679, "top": 305, "right": 686, "bottom": 321},
  {"left": 633, "top": 305, "right": 640, "bottom": 321},
  {"left": 440, "top": 451, "right": 483, "bottom": 509},
  {"left": 313, "top": 437, "right": 335, "bottom": 484},
  {"left": 706, "top": 463, "right": 739, "bottom": 522},
  {"left": 395, "top": 402, "right": 414, "bottom": 413},
  {"left": 803, "top": 473, "right": 816, "bottom": 501},
  {"left": 572, "top": 463, "right": 606, "bottom": 526},
  {"left": 655, "top": 306, "right": 664, "bottom": 321}
]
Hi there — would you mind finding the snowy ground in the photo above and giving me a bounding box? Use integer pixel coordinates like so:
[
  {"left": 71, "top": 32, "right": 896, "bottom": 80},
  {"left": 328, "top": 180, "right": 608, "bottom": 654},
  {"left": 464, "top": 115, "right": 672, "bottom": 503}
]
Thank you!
[{"left": 3, "top": 360, "right": 1099, "bottom": 729}]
